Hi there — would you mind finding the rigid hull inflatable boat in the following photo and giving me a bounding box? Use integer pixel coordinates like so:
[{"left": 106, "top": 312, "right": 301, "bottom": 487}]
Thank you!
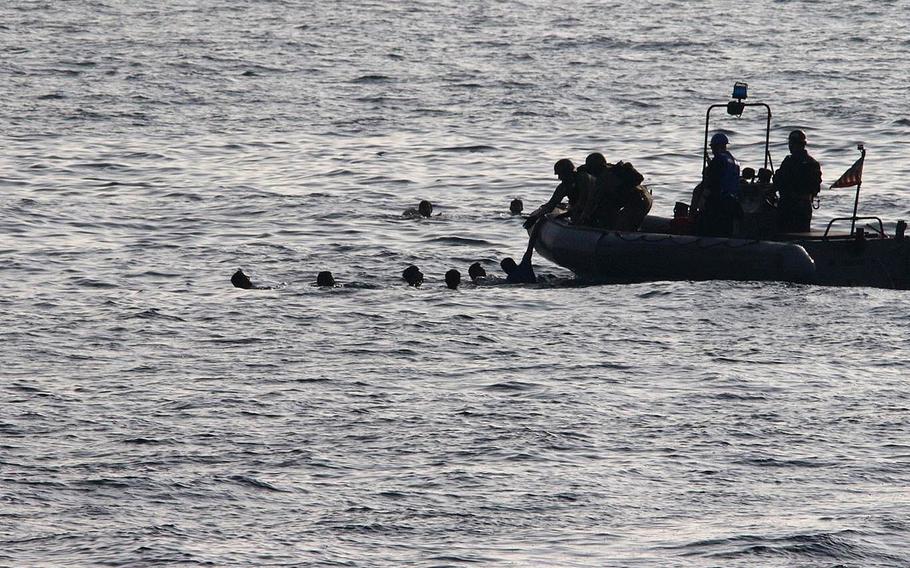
[
  {"left": 528, "top": 84, "right": 910, "bottom": 289},
  {"left": 531, "top": 213, "right": 910, "bottom": 289}
]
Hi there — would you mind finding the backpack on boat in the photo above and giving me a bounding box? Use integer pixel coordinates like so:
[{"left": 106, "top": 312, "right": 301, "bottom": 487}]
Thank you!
[
  {"left": 609, "top": 161, "right": 645, "bottom": 203},
  {"left": 610, "top": 161, "right": 644, "bottom": 188}
]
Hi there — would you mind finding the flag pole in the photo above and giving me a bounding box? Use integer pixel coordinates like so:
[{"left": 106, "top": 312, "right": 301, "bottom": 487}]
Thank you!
[
  {"left": 849, "top": 145, "right": 866, "bottom": 236},
  {"left": 850, "top": 182, "right": 861, "bottom": 236}
]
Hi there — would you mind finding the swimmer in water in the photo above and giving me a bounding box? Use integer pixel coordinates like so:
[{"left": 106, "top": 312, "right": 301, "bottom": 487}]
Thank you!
[
  {"left": 500, "top": 256, "right": 536, "bottom": 284},
  {"left": 468, "top": 262, "right": 487, "bottom": 283},
  {"left": 402, "top": 265, "right": 424, "bottom": 287},
  {"left": 231, "top": 269, "right": 274, "bottom": 290},
  {"left": 316, "top": 271, "right": 336, "bottom": 287},
  {"left": 403, "top": 200, "right": 433, "bottom": 218},
  {"left": 444, "top": 269, "right": 461, "bottom": 290},
  {"left": 231, "top": 269, "right": 253, "bottom": 289},
  {"left": 510, "top": 198, "right": 523, "bottom": 215},
  {"left": 500, "top": 258, "right": 518, "bottom": 279}
]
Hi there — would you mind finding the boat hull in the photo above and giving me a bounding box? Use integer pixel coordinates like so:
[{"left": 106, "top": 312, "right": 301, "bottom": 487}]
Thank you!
[{"left": 532, "top": 216, "right": 910, "bottom": 289}]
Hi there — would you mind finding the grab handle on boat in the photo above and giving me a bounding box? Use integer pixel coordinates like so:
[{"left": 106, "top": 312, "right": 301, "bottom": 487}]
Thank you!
[{"left": 823, "top": 216, "right": 885, "bottom": 239}]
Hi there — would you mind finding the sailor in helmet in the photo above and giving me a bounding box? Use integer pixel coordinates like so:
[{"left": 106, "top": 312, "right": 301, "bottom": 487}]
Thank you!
[
  {"left": 696, "top": 132, "right": 743, "bottom": 237},
  {"left": 773, "top": 130, "right": 822, "bottom": 233},
  {"left": 524, "top": 158, "right": 594, "bottom": 227}
]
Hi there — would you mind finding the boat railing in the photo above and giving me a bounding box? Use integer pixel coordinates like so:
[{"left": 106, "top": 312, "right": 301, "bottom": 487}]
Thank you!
[{"left": 823, "top": 216, "right": 885, "bottom": 239}]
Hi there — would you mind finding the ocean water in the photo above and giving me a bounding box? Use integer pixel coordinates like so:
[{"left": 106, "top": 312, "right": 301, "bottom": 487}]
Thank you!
[{"left": 2, "top": 1, "right": 910, "bottom": 566}]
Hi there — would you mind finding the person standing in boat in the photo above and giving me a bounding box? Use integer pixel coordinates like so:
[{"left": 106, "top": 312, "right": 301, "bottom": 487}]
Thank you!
[
  {"left": 576, "top": 153, "right": 651, "bottom": 230},
  {"left": 694, "top": 132, "right": 742, "bottom": 236},
  {"left": 525, "top": 158, "right": 594, "bottom": 225},
  {"left": 773, "top": 130, "right": 822, "bottom": 233}
]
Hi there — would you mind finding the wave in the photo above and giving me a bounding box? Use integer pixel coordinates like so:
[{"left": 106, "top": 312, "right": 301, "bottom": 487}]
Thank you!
[
  {"left": 435, "top": 145, "right": 497, "bottom": 153},
  {"left": 427, "top": 236, "right": 495, "bottom": 246},
  {"left": 352, "top": 74, "right": 393, "bottom": 84},
  {"left": 678, "top": 529, "right": 902, "bottom": 564}
]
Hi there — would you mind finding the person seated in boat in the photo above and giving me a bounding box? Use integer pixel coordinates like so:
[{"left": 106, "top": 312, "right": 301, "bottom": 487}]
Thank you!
[
  {"left": 773, "top": 130, "right": 822, "bottom": 233},
  {"left": 693, "top": 132, "right": 742, "bottom": 237},
  {"left": 524, "top": 158, "right": 594, "bottom": 227},
  {"left": 668, "top": 202, "right": 692, "bottom": 234},
  {"left": 575, "top": 153, "right": 651, "bottom": 231},
  {"left": 403, "top": 200, "right": 433, "bottom": 218}
]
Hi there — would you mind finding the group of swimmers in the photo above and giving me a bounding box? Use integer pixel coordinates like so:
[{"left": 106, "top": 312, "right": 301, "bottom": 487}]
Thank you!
[
  {"left": 232, "top": 259, "right": 526, "bottom": 292},
  {"left": 231, "top": 198, "right": 536, "bottom": 291}
]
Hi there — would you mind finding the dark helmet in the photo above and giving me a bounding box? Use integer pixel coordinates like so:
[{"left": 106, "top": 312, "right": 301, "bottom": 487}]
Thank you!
[
  {"left": 710, "top": 132, "right": 729, "bottom": 147},
  {"left": 584, "top": 152, "right": 608, "bottom": 170},
  {"left": 788, "top": 129, "right": 808, "bottom": 146},
  {"left": 553, "top": 158, "right": 574, "bottom": 176}
]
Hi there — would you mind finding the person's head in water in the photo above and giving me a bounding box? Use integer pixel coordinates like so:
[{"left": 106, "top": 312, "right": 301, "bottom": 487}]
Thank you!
[
  {"left": 402, "top": 265, "right": 424, "bottom": 287},
  {"left": 710, "top": 132, "right": 730, "bottom": 155},
  {"left": 316, "top": 271, "right": 335, "bottom": 287},
  {"left": 468, "top": 262, "right": 486, "bottom": 282},
  {"left": 554, "top": 158, "right": 575, "bottom": 182},
  {"left": 509, "top": 198, "right": 523, "bottom": 215},
  {"left": 584, "top": 153, "right": 608, "bottom": 175},
  {"left": 231, "top": 269, "right": 253, "bottom": 289},
  {"left": 444, "top": 269, "right": 461, "bottom": 290},
  {"left": 418, "top": 200, "right": 433, "bottom": 217},
  {"left": 788, "top": 129, "right": 808, "bottom": 154},
  {"left": 500, "top": 257, "right": 518, "bottom": 276}
]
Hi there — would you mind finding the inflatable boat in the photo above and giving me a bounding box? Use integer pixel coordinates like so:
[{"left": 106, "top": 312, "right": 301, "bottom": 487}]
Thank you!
[
  {"left": 527, "top": 84, "right": 910, "bottom": 289},
  {"left": 531, "top": 213, "right": 910, "bottom": 289}
]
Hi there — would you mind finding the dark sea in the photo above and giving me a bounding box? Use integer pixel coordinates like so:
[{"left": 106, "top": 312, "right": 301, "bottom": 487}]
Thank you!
[{"left": 3, "top": 1, "right": 910, "bottom": 566}]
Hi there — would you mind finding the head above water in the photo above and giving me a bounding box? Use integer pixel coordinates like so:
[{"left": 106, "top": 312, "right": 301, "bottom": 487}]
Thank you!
[
  {"left": 231, "top": 269, "right": 252, "bottom": 290},
  {"left": 418, "top": 200, "right": 433, "bottom": 217},
  {"left": 402, "top": 265, "right": 424, "bottom": 287},
  {"left": 468, "top": 262, "right": 486, "bottom": 282},
  {"left": 509, "top": 198, "right": 524, "bottom": 215},
  {"left": 500, "top": 257, "right": 518, "bottom": 276},
  {"left": 445, "top": 269, "right": 461, "bottom": 290},
  {"left": 788, "top": 129, "right": 808, "bottom": 151},
  {"left": 316, "top": 271, "right": 335, "bottom": 287}
]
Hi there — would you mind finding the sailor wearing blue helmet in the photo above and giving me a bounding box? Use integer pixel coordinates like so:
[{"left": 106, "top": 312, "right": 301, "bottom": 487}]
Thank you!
[{"left": 695, "top": 132, "right": 742, "bottom": 236}]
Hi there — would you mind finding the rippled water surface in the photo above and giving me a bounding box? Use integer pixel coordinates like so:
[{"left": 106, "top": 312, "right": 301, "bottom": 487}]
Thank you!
[{"left": 2, "top": 1, "right": 910, "bottom": 566}]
